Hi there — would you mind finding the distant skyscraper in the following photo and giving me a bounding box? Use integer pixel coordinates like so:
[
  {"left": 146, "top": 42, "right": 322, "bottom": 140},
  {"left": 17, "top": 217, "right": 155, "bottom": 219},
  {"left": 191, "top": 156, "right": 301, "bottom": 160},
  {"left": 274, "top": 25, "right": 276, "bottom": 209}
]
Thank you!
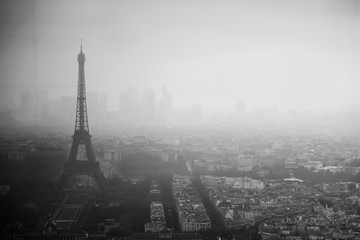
[
  {"left": 61, "top": 96, "right": 76, "bottom": 125},
  {"left": 158, "top": 86, "right": 173, "bottom": 121},
  {"left": 119, "top": 87, "right": 140, "bottom": 120},
  {"left": 142, "top": 87, "right": 156, "bottom": 122},
  {"left": 48, "top": 99, "right": 61, "bottom": 124},
  {"left": 21, "top": 89, "right": 34, "bottom": 112},
  {"left": 34, "top": 89, "right": 49, "bottom": 123},
  {"left": 99, "top": 94, "right": 108, "bottom": 124},
  {"left": 20, "top": 89, "right": 35, "bottom": 122},
  {"left": 87, "top": 91, "right": 99, "bottom": 126},
  {"left": 85, "top": 92, "right": 108, "bottom": 126},
  {"left": 0, "top": 88, "right": 15, "bottom": 112}
]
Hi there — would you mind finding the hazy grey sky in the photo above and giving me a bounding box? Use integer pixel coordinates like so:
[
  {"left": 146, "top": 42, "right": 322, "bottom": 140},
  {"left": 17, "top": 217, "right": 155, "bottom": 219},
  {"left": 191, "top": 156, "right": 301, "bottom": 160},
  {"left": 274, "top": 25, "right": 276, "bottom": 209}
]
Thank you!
[{"left": 0, "top": 0, "right": 359, "bottom": 113}]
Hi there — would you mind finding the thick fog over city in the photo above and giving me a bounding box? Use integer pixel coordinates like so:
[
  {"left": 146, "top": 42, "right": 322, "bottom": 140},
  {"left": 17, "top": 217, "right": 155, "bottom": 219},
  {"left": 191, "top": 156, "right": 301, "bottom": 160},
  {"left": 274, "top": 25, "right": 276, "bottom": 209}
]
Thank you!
[
  {"left": 0, "top": 0, "right": 359, "bottom": 134},
  {"left": 1, "top": 1, "right": 360, "bottom": 240}
]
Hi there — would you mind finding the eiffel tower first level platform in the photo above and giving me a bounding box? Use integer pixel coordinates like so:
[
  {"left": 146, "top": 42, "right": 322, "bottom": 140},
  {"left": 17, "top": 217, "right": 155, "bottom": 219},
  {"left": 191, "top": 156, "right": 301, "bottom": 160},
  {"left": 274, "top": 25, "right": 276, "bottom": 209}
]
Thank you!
[{"left": 57, "top": 45, "right": 107, "bottom": 193}]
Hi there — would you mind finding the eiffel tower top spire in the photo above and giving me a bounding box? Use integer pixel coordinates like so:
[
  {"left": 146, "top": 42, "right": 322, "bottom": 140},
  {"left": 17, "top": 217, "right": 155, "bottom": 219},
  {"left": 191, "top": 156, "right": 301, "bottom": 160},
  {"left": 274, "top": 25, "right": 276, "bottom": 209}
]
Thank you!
[
  {"left": 77, "top": 40, "right": 85, "bottom": 62},
  {"left": 74, "top": 42, "right": 89, "bottom": 134}
]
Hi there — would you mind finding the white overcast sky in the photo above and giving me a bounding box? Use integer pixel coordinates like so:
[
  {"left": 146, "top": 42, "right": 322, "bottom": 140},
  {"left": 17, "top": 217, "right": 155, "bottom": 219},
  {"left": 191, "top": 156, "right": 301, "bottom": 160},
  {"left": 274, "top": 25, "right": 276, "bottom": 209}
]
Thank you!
[{"left": 0, "top": 0, "right": 359, "bottom": 113}]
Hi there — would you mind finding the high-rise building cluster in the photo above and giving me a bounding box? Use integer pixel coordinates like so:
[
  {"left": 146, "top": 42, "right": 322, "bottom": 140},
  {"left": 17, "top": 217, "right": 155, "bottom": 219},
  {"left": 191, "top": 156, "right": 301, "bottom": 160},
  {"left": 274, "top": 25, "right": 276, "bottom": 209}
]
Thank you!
[
  {"left": 18, "top": 88, "right": 50, "bottom": 124},
  {"left": 117, "top": 86, "right": 173, "bottom": 124},
  {"left": 4, "top": 88, "right": 108, "bottom": 127}
]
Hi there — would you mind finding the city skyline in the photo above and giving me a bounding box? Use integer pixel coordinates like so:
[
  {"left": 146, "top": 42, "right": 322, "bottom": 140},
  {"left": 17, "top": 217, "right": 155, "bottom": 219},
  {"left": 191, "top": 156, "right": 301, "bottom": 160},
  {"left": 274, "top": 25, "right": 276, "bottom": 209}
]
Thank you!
[
  {"left": 0, "top": 0, "right": 359, "bottom": 116},
  {"left": 2, "top": 1, "right": 360, "bottom": 238}
]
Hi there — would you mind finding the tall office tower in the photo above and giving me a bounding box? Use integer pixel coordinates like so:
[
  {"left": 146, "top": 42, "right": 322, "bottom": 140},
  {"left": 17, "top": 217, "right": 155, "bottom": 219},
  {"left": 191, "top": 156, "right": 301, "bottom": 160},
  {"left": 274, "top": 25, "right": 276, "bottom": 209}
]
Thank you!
[
  {"left": 158, "top": 86, "right": 173, "bottom": 120},
  {"left": 99, "top": 94, "right": 108, "bottom": 124},
  {"left": 119, "top": 87, "right": 140, "bottom": 122},
  {"left": 58, "top": 45, "right": 106, "bottom": 192},
  {"left": 21, "top": 89, "right": 35, "bottom": 122},
  {"left": 87, "top": 91, "right": 99, "bottom": 126},
  {"left": 34, "top": 89, "right": 49, "bottom": 123},
  {"left": 141, "top": 87, "right": 156, "bottom": 122},
  {"left": 61, "top": 96, "right": 76, "bottom": 125},
  {"left": 0, "top": 88, "right": 15, "bottom": 112}
]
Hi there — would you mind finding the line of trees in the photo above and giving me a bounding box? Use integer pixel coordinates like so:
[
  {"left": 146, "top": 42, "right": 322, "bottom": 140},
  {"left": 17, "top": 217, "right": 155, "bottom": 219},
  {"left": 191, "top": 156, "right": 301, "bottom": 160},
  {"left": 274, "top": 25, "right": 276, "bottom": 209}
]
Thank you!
[{"left": 0, "top": 153, "right": 66, "bottom": 228}]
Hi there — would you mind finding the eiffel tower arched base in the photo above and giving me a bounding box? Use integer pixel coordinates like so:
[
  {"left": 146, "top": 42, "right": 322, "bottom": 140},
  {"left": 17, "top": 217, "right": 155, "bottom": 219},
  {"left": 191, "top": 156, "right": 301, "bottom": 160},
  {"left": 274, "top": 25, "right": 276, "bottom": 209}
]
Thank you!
[{"left": 58, "top": 161, "right": 107, "bottom": 193}]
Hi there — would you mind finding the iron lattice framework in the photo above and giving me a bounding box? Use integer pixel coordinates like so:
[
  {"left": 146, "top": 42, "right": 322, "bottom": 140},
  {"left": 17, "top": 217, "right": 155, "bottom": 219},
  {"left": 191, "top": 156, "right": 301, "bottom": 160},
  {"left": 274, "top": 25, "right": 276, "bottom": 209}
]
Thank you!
[
  {"left": 75, "top": 46, "right": 89, "bottom": 133},
  {"left": 58, "top": 45, "right": 106, "bottom": 192}
]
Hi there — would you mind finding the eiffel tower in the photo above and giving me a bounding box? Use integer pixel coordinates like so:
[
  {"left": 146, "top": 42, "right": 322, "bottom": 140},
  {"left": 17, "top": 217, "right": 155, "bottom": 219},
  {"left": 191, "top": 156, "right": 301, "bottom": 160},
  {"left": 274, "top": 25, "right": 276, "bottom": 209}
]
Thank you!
[{"left": 58, "top": 44, "right": 106, "bottom": 192}]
